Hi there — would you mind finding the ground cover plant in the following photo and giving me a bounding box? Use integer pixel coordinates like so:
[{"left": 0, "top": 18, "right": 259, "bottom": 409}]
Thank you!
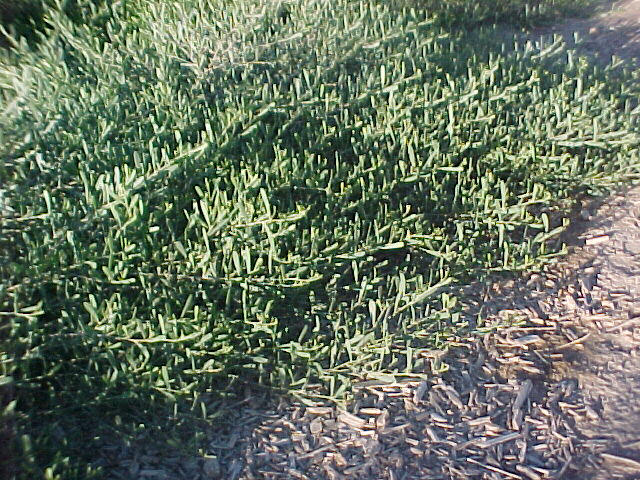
[
  {"left": 0, "top": 0, "right": 110, "bottom": 48},
  {"left": 1, "top": 0, "right": 639, "bottom": 477}
]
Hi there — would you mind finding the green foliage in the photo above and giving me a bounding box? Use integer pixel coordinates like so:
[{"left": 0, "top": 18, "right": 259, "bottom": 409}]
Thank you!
[
  {"left": 0, "top": 0, "right": 45, "bottom": 45},
  {"left": 0, "top": 0, "right": 108, "bottom": 47},
  {"left": 1, "top": 0, "right": 639, "bottom": 476}
]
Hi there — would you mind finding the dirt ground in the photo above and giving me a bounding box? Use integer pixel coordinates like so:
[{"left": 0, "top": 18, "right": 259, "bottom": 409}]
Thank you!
[
  {"left": 96, "top": 2, "right": 640, "bottom": 479},
  {"left": 532, "top": 0, "right": 640, "bottom": 65}
]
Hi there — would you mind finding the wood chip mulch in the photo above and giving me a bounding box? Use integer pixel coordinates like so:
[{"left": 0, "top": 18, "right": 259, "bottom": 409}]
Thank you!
[
  {"left": 201, "top": 335, "right": 584, "bottom": 480},
  {"left": 193, "top": 313, "right": 595, "bottom": 480}
]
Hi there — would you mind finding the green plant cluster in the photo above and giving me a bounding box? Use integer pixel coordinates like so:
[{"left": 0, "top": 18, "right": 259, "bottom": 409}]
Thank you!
[
  {"left": 1, "top": 0, "right": 639, "bottom": 477},
  {"left": 0, "top": 0, "right": 110, "bottom": 48}
]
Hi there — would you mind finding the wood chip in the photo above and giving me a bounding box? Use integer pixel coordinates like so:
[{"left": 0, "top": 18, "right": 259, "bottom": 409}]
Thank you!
[
  {"left": 466, "top": 457, "right": 522, "bottom": 479},
  {"left": 323, "top": 464, "right": 342, "bottom": 480},
  {"left": 359, "top": 407, "right": 383, "bottom": 416},
  {"left": 515, "top": 465, "right": 542, "bottom": 480},
  {"left": 287, "top": 468, "right": 310, "bottom": 480},
  {"left": 514, "top": 334, "right": 542, "bottom": 345},
  {"left": 337, "top": 411, "right": 366, "bottom": 428},
  {"left": 555, "top": 332, "right": 591, "bottom": 351},
  {"left": 512, "top": 380, "right": 533, "bottom": 413},
  {"left": 381, "top": 423, "right": 411, "bottom": 435},
  {"left": 331, "top": 451, "right": 347, "bottom": 468},
  {"left": 601, "top": 453, "right": 640, "bottom": 469},
  {"left": 405, "top": 437, "right": 420, "bottom": 447},
  {"left": 565, "top": 294, "right": 579, "bottom": 310},
  {"left": 455, "top": 437, "right": 484, "bottom": 451},
  {"left": 343, "top": 460, "right": 372, "bottom": 475},
  {"left": 413, "top": 381, "right": 429, "bottom": 403},
  {"left": 430, "top": 412, "right": 448, "bottom": 423},
  {"left": 296, "top": 445, "right": 333, "bottom": 462},
  {"left": 306, "top": 407, "right": 333, "bottom": 416},
  {"left": 479, "top": 432, "right": 522, "bottom": 448},
  {"left": 425, "top": 426, "right": 441, "bottom": 443},
  {"left": 467, "top": 416, "right": 492, "bottom": 427},
  {"left": 439, "top": 385, "right": 464, "bottom": 410},
  {"left": 585, "top": 234, "right": 609, "bottom": 245},
  {"left": 310, "top": 418, "right": 323, "bottom": 435},
  {"left": 376, "top": 409, "right": 389, "bottom": 429},
  {"left": 606, "top": 317, "right": 640, "bottom": 332}
]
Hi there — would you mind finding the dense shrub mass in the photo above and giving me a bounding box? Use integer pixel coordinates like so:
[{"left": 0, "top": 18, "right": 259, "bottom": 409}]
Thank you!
[
  {"left": 1, "top": 0, "right": 638, "bottom": 477},
  {"left": 0, "top": 0, "right": 111, "bottom": 47}
]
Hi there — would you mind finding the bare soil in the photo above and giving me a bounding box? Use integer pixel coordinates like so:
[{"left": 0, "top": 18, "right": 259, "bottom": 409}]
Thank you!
[
  {"left": 532, "top": 0, "right": 640, "bottom": 66},
  {"left": 95, "top": 2, "right": 640, "bottom": 479}
]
